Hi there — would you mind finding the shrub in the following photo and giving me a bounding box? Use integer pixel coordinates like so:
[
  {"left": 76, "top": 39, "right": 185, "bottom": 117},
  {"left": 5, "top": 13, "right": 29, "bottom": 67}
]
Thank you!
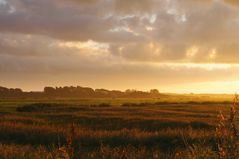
[
  {"left": 90, "top": 103, "right": 111, "bottom": 108},
  {"left": 16, "top": 103, "right": 54, "bottom": 112}
]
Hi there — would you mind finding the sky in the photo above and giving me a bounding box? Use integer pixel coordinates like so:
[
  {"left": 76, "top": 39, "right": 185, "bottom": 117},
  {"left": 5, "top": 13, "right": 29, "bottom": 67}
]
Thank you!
[{"left": 1, "top": 0, "right": 239, "bottom": 93}]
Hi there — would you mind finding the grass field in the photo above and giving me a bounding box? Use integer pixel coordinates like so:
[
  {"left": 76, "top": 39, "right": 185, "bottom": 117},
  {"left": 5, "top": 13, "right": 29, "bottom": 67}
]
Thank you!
[{"left": 0, "top": 96, "right": 236, "bottom": 159}]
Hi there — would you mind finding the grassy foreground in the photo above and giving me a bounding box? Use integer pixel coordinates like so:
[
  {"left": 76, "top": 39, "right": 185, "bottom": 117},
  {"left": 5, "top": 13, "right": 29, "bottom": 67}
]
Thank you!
[{"left": 0, "top": 97, "right": 237, "bottom": 158}]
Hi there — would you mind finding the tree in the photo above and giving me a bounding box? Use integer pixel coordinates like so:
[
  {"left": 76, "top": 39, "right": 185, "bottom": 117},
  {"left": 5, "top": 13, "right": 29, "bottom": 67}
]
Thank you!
[
  {"left": 44, "top": 87, "right": 55, "bottom": 94},
  {"left": 150, "top": 89, "right": 159, "bottom": 94}
]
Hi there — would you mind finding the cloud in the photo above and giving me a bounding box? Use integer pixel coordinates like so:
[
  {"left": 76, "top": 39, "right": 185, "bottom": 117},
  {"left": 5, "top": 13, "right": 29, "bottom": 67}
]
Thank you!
[
  {"left": 108, "top": 0, "right": 239, "bottom": 63},
  {"left": 0, "top": 33, "right": 115, "bottom": 74},
  {"left": 225, "top": 0, "right": 239, "bottom": 6},
  {"left": 1, "top": 0, "right": 239, "bottom": 92},
  {"left": 0, "top": 0, "right": 112, "bottom": 41},
  {"left": 114, "top": 0, "right": 154, "bottom": 14},
  {"left": 1, "top": 0, "right": 239, "bottom": 64},
  {"left": 64, "top": 0, "right": 99, "bottom": 4}
]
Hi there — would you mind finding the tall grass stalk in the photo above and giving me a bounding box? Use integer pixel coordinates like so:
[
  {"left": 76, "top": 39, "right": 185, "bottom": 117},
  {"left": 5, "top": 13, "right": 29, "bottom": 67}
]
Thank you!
[
  {"left": 58, "top": 123, "right": 78, "bottom": 159},
  {"left": 215, "top": 94, "right": 239, "bottom": 159}
]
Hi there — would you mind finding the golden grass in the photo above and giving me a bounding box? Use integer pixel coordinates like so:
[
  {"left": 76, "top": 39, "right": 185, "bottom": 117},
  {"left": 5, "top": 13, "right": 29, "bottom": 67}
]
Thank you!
[{"left": 0, "top": 99, "right": 237, "bottom": 158}]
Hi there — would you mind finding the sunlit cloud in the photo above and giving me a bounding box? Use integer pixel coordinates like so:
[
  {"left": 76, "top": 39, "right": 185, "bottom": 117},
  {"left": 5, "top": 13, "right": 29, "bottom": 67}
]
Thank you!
[
  {"left": 208, "top": 48, "right": 217, "bottom": 59},
  {"left": 58, "top": 40, "right": 109, "bottom": 51},
  {"left": 145, "top": 26, "right": 154, "bottom": 31},
  {"left": 186, "top": 46, "right": 199, "bottom": 58}
]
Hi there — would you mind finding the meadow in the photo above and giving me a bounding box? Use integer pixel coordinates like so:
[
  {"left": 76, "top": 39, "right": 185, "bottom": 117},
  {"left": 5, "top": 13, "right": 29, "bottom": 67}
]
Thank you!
[{"left": 0, "top": 95, "right": 237, "bottom": 159}]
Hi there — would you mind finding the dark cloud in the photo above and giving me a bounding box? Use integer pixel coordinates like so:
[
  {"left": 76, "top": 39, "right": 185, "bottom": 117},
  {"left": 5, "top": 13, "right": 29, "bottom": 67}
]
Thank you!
[
  {"left": 0, "top": 0, "right": 114, "bottom": 41},
  {"left": 108, "top": 0, "right": 239, "bottom": 63}
]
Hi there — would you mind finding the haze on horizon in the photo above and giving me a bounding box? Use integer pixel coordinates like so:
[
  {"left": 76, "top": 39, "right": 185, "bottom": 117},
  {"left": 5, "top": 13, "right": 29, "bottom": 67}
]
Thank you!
[{"left": 1, "top": 0, "right": 239, "bottom": 94}]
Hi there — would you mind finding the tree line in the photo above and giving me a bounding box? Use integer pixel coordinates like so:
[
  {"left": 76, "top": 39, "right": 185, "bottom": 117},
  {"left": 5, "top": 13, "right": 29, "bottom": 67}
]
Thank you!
[{"left": 0, "top": 86, "right": 163, "bottom": 99}]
